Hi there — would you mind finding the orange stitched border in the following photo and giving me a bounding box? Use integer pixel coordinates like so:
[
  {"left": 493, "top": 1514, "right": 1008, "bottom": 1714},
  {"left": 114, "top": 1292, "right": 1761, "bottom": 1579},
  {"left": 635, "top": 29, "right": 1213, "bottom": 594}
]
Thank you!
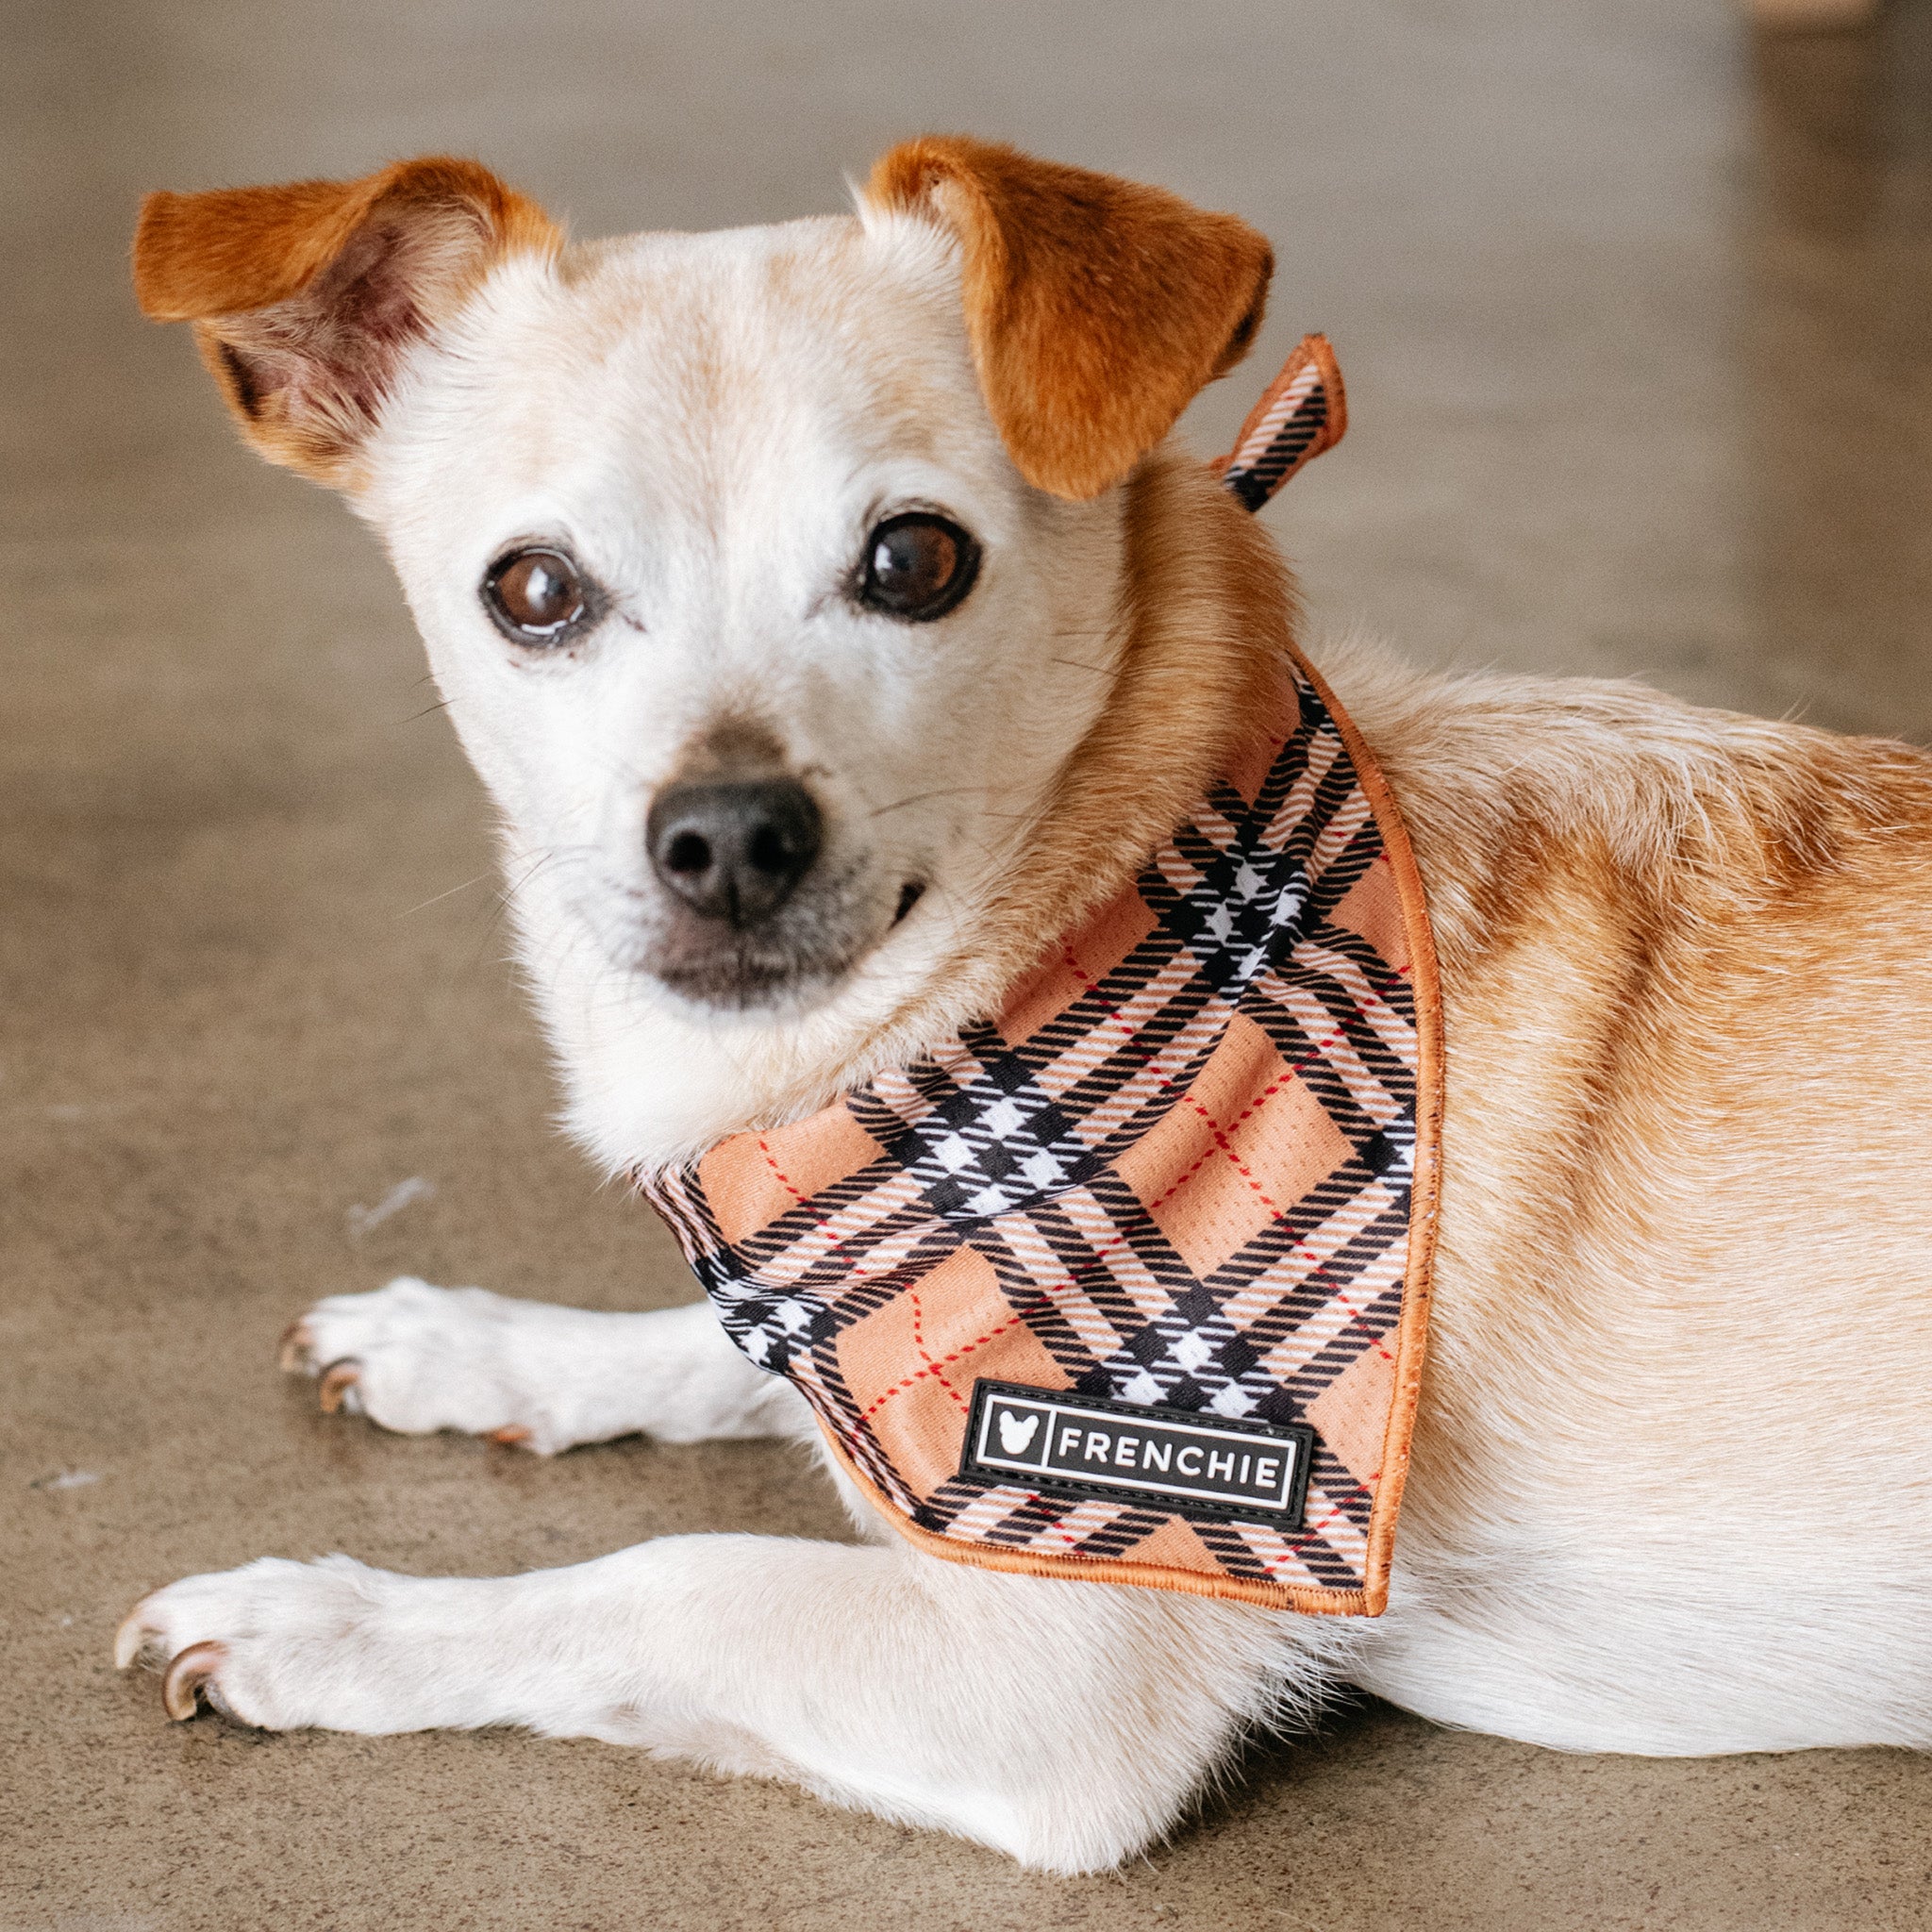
[
  {"left": 815, "top": 1423, "right": 1373, "bottom": 1616},
  {"left": 1291, "top": 643, "right": 1444, "bottom": 1617}
]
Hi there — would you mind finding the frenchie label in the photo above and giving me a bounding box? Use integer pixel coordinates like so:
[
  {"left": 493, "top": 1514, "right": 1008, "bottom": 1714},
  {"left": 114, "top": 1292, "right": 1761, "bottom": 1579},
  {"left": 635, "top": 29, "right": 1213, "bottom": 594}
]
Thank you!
[{"left": 959, "top": 1380, "right": 1315, "bottom": 1529}]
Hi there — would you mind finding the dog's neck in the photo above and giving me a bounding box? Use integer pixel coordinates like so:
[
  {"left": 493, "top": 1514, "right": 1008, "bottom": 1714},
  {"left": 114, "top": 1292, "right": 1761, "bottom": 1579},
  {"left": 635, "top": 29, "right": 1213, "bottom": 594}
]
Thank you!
[{"left": 518, "top": 439, "right": 1296, "bottom": 1177}]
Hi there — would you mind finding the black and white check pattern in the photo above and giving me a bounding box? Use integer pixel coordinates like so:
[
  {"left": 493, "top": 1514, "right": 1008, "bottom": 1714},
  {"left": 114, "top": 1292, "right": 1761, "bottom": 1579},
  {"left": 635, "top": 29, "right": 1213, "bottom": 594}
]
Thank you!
[
  {"left": 856, "top": 1037, "right": 1105, "bottom": 1222},
  {"left": 643, "top": 667, "right": 1422, "bottom": 1601}
]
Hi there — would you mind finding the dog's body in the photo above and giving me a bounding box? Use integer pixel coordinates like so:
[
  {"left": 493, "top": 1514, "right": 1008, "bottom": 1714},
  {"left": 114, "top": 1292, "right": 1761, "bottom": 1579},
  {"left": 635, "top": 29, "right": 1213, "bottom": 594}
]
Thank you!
[{"left": 117, "top": 144, "right": 1932, "bottom": 1871}]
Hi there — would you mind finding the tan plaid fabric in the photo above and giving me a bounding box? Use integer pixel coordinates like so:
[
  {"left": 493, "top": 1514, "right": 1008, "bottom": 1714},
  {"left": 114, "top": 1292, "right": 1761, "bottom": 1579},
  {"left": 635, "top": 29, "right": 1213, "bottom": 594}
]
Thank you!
[{"left": 641, "top": 340, "right": 1444, "bottom": 1614}]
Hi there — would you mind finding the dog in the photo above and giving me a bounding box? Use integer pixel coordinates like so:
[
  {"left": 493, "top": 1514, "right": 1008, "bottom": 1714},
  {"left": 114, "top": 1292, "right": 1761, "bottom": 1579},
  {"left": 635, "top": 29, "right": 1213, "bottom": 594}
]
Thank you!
[{"left": 115, "top": 139, "right": 1932, "bottom": 1874}]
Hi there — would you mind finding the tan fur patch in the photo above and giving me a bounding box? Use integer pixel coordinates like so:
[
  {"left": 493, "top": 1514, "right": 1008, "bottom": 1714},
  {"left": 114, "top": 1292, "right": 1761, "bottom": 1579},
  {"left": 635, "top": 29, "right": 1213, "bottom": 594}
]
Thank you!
[{"left": 864, "top": 137, "right": 1273, "bottom": 499}]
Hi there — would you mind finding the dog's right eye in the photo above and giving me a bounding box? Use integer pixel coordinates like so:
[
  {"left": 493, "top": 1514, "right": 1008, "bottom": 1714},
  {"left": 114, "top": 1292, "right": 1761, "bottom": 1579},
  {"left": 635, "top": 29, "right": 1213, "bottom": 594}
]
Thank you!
[
  {"left": 482, "top": 547, "right": 591, "bottom": 643},
  {"left": 857, "top": 514, "right": 981, "bottom": 623}
]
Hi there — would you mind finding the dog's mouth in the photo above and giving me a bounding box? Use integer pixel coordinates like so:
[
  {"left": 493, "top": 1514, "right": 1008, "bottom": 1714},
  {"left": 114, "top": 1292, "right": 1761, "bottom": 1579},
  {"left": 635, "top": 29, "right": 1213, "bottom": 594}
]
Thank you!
[{"left": 578, "top": 867, "right": 930, "bottom": 1014}]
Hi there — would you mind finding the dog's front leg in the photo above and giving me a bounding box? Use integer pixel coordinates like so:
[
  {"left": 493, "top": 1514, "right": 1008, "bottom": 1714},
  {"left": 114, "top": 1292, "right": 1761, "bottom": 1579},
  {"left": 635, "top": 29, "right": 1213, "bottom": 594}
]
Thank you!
[
  {"left": 280, "top": 1283, "right": 810, "bottom": 1453},
  {"left": 117, "top": 1537, "right": 1299, "bottom": 1871}
]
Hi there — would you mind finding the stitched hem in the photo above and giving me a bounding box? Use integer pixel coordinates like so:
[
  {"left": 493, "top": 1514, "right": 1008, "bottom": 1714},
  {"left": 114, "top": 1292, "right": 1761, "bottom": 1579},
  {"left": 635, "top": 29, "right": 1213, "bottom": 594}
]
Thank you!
[
  {"left": 818, "top": 1426, "right": 1375, "bottom": 1616},
  {"left": 1291, "top": 642, "right": 1444, "bottom": 1623}
]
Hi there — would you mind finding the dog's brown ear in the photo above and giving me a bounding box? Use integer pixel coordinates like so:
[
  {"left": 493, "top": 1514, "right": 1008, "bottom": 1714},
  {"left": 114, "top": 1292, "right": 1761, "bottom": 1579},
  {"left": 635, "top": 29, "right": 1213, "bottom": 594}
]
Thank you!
[
  {"left": 865, "top": 138, "right": 1272, "bottom": 499},
  {"left": 132, "top": 158, "right": 559, "bottom": 485}
]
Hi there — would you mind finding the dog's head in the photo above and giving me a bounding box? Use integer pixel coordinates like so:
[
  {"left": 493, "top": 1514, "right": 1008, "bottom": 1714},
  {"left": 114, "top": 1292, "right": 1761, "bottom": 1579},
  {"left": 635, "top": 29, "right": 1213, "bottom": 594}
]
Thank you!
[{"left": 134, "top": 142, "right": 1286, "bottom": 1150}]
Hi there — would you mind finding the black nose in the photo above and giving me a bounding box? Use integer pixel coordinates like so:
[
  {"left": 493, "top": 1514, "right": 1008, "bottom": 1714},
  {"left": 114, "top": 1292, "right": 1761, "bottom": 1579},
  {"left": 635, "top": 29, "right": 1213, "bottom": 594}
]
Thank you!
[{"left": 646, "top": 777, "right": 824, "bottom": 926}]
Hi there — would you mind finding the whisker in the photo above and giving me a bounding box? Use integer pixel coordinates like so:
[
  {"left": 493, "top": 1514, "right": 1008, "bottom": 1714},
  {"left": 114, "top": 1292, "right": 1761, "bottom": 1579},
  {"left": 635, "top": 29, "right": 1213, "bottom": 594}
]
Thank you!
[
  {"left": 868, "top": 784, "right": 1000, "bottom": 821},
  {"left": 463, "top": 845, "right": 576, "bottom": 970},
  {"left": 396, "top": 873, "right": 492, "bottom": 920}
]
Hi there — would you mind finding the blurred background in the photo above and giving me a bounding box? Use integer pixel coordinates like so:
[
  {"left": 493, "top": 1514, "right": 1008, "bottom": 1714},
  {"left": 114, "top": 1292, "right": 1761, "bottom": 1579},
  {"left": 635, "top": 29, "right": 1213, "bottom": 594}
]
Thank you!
[{"left": 5, "top": 5, "right": 1930, "bottom": 1929}]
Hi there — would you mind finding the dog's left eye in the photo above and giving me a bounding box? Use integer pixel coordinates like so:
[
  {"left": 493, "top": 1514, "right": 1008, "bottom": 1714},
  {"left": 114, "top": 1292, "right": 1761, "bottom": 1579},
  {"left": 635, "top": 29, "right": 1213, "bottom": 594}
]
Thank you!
[
  {"left": 482, "top": 546, "right": 591, "bottom": 643},
  {"left": 858, "top": 513, "right": 981, "bottom": 623}
]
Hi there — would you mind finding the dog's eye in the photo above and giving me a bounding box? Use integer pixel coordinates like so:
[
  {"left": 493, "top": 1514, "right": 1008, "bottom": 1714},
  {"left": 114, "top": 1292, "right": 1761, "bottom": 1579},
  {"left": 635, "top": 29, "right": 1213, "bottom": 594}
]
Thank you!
[
  {"left": 482, "top": 547, "right": 589, "bottom": 642},
  {"left": 858, "top": 513, "right": 980, "bottom": 623}
]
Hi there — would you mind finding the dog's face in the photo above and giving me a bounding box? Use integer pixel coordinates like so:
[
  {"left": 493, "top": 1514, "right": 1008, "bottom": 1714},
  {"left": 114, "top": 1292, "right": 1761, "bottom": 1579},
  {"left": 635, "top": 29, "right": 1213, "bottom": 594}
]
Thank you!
[
  {"left": 369, "top": 215, "right": 1122, "bottom": 1012},
  {"left": 133, "top": 142, "right": 1274, "bottom": 1145}
]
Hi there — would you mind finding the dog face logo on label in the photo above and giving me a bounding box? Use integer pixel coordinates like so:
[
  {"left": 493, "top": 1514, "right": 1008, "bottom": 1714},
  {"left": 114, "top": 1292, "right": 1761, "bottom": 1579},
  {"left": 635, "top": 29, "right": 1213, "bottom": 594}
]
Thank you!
[
  {"left": 961, "top": 1382, "right": 1315, "bottom": 1528},
  {"left": 996, "top": 1409, "right": 1041, "bottom": 1456}
]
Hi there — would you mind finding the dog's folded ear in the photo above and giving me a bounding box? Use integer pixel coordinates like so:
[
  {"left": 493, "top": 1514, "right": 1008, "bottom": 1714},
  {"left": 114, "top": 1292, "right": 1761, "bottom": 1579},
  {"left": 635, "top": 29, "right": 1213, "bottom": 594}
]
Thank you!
[
  {"left": 132, "top": 158, "right": 559, "bottom": 485},
  {"left": 865, "top": 138, "right": 1273, "bottom": 500}
]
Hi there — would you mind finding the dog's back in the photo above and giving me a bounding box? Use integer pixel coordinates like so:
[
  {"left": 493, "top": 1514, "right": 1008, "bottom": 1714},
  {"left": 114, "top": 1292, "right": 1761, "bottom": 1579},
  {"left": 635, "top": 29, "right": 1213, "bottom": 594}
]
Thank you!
[{"left": 1335, "top": 636, "right": 1932, "bottom": 1750}]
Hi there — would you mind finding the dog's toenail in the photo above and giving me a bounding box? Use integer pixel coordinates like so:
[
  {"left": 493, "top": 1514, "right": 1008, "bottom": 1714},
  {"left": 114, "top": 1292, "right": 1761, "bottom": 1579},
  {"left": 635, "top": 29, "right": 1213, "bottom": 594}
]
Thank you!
[
  {"left": 487, "top": 1424, "right": 532, "bottom": 1446},
  {"left": 161, "top": 1641, "right": 225, "bottom": 1721},
  {"left": 113, "top": 1609, "right": 151, "bottom": 1671},
  {"left": 277, "top": 1319, "right": 312, "bottom": 1374},
  {"left": 318, "top": 1359, "right": 361, "bottom": 1414}
]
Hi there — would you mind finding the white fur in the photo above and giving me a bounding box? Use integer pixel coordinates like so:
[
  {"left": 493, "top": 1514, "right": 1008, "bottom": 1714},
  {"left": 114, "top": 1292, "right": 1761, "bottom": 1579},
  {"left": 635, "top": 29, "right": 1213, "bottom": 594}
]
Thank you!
[
  {"left": 121, "top": 202, "right": 1932, "bottom": 1872},
  {"left": 119, "top": 1534, "right": 1333, "bottom": 1874}
]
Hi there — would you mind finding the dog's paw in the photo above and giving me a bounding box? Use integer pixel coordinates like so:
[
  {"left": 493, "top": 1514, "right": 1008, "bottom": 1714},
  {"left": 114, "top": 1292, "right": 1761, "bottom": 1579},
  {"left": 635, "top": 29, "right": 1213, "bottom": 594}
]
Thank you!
[
  {"left": 279, "top": 1277, "right": 571, "bottom": 1453},
  {"left": 114, "top": 1555, "right": 400, "bottom": 1730}
]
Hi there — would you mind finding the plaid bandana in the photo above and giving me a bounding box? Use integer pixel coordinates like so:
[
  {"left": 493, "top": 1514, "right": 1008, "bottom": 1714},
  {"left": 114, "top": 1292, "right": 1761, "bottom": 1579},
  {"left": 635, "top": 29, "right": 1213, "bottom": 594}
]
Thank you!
[{"left": 641, "top": 338, "right": 1443, "bottom": 1614}]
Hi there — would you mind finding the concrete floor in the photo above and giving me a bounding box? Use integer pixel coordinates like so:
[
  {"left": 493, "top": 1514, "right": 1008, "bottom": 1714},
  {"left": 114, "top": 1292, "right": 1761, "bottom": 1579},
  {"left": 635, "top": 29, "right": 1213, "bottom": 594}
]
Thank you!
[{"left": 5, "top": 2, "right": 1932, "bottom": 1925}]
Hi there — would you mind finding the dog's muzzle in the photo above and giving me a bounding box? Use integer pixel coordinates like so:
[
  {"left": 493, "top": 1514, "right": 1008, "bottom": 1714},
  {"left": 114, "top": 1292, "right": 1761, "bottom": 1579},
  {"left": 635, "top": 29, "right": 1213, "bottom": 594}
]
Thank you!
[{"left": 632, "top": 774, "right": 859, "bottom": 1008}]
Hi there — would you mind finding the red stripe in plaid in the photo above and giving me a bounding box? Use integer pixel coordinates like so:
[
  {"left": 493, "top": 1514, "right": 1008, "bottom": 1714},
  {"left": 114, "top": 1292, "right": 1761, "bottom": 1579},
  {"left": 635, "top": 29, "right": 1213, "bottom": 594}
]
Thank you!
[{"left": 861, "top": 1307, "right": 1025, "bottom": 1421}]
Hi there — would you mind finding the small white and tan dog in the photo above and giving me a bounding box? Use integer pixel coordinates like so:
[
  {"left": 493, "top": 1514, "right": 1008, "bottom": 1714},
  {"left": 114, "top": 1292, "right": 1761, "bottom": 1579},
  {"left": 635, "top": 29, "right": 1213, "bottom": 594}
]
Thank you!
[{"left": 117, "top": 141, "right": 1932, "bottom": 1873}]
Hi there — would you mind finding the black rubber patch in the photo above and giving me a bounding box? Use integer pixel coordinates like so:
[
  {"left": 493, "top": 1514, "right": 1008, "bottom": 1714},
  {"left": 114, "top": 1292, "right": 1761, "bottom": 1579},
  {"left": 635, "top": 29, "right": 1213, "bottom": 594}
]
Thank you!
[{"left": 958, "top": 1379, "right": 1315, "bottom": 1530}]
